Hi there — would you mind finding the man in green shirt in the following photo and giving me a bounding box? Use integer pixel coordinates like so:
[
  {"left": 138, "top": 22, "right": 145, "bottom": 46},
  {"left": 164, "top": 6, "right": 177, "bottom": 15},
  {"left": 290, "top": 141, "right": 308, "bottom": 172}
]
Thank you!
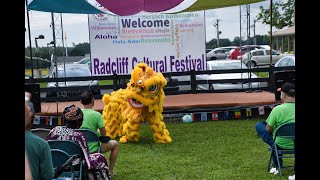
[
  {"left": 25, "top": 94, "right": 54, "bottom": 180},
  {"left": 80, "top": 91, "right": 119, "bottom": 176},
  {"left": 255, "top": 82, "right": 295, "bottom": 174}
]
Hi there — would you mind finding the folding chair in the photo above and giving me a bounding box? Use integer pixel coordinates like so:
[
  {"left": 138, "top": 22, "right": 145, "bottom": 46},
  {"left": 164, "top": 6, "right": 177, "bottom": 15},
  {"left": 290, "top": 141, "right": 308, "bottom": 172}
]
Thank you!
[
  {"left": 267, "top": 122, "right": 295, "bottom": 176},
  {"left": 30, "top": 128, "right": 51, "bottom": 140},
  {"left": 51, "top": 149, "right": 75, "bottom": 180},
  {"left": 48, "top": 140, "right": 84, "bottom": 180},
  {"left": 77, "top": 129, "right": 101, "bottom": 153}
]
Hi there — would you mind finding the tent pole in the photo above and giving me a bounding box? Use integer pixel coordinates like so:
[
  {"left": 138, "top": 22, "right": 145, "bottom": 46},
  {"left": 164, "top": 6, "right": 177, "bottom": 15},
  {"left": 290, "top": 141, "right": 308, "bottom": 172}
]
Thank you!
[
  {"left": 51, "top": 12, "right": 59, "bottom": 119},
  {"left": 269, "top": 0, "right": 273, "bottom": 65},
  {"left": 26, "top": 0, "right": 34, "bottom": 81}
]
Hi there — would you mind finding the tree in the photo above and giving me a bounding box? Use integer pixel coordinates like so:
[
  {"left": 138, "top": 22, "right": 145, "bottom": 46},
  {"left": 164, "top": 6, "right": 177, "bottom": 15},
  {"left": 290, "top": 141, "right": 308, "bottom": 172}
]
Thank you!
[
  {"left": 255, "top": 35, "right": 270, "bottom": 45},
  {"left": 206, "top": 38, "right": 231, "bottom": 49},
  {"left": 69, "top": 42, "right": 90, "bottom": 56},
  {"left": 231, "top": 37, "right": 241, "bottom": 46},
  {"left": 256, "top": 0, "right": 294, "bottom": 30}
]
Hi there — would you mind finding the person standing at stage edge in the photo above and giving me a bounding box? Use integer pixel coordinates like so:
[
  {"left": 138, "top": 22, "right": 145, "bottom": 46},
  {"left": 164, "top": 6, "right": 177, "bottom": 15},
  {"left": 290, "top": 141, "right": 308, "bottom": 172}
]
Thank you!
[
  {"left": 79, "top": 91, "right": 119, "bottom": 176},
  {"left": 255, "top": 82, "right": 295, "bottom": 175}
]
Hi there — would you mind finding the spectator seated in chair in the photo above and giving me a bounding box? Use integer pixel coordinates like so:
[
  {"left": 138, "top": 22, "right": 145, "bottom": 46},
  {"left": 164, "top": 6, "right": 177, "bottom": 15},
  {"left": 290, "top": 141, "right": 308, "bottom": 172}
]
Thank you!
[
  {"left": 255, "top": 82, "right": 295, "bottom": 174},
  {"left": 46, "top": 105, "right": 110, "bottom": 180},
  {"left": 25, "top": 92, "right": 54, "bottom": 180}
]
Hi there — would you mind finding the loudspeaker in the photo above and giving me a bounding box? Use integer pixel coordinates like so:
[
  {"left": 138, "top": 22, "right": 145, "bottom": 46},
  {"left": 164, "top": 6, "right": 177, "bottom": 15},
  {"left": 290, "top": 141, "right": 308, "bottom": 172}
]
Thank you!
[
  {"left": 274, "top": 71, "right": 295, "bottom": 101},
  {"left": 25, "top": 83, "right": 41, "bottom": 113}
]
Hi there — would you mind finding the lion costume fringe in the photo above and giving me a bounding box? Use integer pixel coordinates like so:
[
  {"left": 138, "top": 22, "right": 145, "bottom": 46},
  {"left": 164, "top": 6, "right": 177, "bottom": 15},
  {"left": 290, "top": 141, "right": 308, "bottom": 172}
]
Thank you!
[{"left": 102, "top": 63, "right": 172, "bottom": 144}]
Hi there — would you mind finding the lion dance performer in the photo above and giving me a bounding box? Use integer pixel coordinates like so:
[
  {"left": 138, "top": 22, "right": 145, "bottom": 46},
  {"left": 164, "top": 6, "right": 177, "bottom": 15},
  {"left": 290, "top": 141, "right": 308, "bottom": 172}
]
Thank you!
[{"left": 102, "top": 63, "right": 172, "bottom": 144}]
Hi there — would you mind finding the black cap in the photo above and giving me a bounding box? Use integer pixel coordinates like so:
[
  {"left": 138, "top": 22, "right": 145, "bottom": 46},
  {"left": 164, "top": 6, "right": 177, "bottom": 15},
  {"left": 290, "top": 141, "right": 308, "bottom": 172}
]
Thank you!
[{"left": 277, "top": 82, "right": 295, "bottom": 96}]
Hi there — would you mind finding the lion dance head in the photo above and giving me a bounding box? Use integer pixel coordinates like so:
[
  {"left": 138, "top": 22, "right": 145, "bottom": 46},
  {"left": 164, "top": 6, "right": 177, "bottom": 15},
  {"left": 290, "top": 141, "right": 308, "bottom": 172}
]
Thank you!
[{"left": 102, "top": 63, "right": 172, "bottom": 143}]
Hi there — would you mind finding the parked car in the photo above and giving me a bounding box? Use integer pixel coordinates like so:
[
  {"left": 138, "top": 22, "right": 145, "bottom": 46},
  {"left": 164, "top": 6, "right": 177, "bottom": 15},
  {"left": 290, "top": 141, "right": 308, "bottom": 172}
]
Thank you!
[
  {"left": 197, "top": 60, "right": 262, "bottom": 90},
  {"left": 74, "top": 57, "right": 91, "bottom": 70},
  {"left": 240, "top": 49, "right": 294, "bottom": 67},
  {"left": 274, "top": 56, "right": 295, "bottom": 67},
  {"left": 206, "top": 48, "right": 230, "bottom": 61},
  {"left": 227, "top": 45, "right": 266, "bottom": 60},
  {"left": 171, "top": 60, "right": 263, "bottom": 91},
  {"left": 46, "top": 64, "right": 100, "bottom": 97}
]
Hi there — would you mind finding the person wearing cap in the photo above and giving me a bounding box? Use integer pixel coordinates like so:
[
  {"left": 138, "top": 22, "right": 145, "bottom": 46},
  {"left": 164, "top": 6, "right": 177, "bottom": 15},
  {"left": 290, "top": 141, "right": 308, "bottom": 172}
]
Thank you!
[
  {"left": 25, "top": 92, "right": 54, "bottom": 180},
  {"left": 255, "top": 82, "right": 295, "bottom": 174},
  {"left": 46, "top": 105, "right": 110, "bottom": 180}
]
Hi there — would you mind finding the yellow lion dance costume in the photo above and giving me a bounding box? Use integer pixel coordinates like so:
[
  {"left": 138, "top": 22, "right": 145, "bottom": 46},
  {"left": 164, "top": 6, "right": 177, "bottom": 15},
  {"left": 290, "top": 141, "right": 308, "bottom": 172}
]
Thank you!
[{"left": 102, "top": 63, "right": 172, "bottom": 144}]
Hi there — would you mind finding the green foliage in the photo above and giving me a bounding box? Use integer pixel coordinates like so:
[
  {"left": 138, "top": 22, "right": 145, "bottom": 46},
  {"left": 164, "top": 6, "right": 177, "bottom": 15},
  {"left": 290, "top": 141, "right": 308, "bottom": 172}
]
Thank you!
[
  {"left": 256, "top": 35, "right": 270, "bottom": 45},
  {"left": 257, "top": 0, "right": 294, "bottom": 30},
  {"left": 25, "top": 57, "right": 51, "bottom": 69},
  {"left": 231, "top": 36, "right": 241, "bottom": 46},
  {"left": 112, "top": 119, "right": 294, "bottom": 179},
  {"left": 69, "top": 42, "right": 90, "bottom": 56},
  {"left": 25, "top": 46, "right": 73, "bottom": 60},
  {"left": 206, "top": 38, "right": 231, "bottom": 49}
]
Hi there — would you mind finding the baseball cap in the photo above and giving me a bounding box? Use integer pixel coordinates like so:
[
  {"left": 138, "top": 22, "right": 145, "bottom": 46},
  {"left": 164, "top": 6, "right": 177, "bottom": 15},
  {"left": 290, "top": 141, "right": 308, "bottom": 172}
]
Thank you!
[{"left": 277, "top": 82, "right": 295, "bottom": 95}]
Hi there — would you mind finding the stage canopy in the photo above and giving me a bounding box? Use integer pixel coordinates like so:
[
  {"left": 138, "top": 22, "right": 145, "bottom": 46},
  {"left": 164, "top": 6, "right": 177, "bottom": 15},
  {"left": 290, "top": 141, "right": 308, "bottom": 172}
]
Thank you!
[{"left": 27, "top": 0, "right": 265, "bottom": 16}]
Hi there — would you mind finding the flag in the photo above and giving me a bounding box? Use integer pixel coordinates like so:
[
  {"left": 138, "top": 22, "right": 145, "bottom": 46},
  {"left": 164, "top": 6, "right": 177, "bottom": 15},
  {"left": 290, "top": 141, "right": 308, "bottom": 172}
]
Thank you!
[
  {"left": 33, "top": 115, "right": 40, "bottom": 125},
  {"left": 258, "top": 106, "right": 265, "bottom": 115},
  {"left": 234, "top": 110, "right": 241, "bottom": 119},
  {"left": 61, "top": 116, "right": 64, "bottom": 125},
  {"left": 269, "top": 104, "right": 279, "bottom": 109},
  {"left": 212, "top": 112, "right": 219, "bottom": 121},
  {"left": 57, "top": 116, "right": 62, "bottom": 125},
  {"left": 191, "top": 113, "right": 196, "bottom": 122},
  {"left": 246, "top": 108, "right": 252, "bottom": 117},
  {"left": 223, "top": 111, "right": 231, "bottom": 120},
  {"left": 45, "top": 116, "right": 52, "bottom": 125},
  {"left": 201, "top": 112, "right": 207, "bottom": 122}
]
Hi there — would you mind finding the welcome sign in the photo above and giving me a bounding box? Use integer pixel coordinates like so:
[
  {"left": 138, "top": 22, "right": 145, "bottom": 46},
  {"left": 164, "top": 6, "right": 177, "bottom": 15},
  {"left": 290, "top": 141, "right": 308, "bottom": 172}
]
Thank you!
[{"left": 89, "top": 12, "right": 206, "bottom": 76}]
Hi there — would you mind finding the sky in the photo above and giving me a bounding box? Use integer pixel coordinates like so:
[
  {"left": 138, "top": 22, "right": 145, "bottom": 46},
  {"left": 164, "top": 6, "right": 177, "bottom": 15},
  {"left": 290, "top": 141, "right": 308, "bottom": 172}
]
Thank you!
[{"left": 25, "top": 0, "right": 280, "bottom": 48}]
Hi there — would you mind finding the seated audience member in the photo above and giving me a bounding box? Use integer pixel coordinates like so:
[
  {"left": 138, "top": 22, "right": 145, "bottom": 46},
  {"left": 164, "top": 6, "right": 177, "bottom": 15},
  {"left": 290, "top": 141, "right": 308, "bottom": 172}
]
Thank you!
[
  {"left": 25, "top": 151, "right": 32, "bottom": 180},
  {"left": 25, "top": 93, "right": 54, "bottom": 180},
  {"left": 47, "top": 105, "right": 110, "bottom": 180},
  {"left": 255, "top": 82, "right": 295, "bottom": 174},
  {"left": 25, "top": 93, "right": 33, "bottom": 180},
  {"left": 80, "top": 91, "right": 119, "bottom": 176}
]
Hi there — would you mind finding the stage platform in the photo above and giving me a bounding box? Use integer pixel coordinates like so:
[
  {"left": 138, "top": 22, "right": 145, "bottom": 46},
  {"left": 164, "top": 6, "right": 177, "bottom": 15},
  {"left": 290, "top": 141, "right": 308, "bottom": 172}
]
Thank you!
[{"left": 36, "top": 91, "right": 280, "bottom": 116}]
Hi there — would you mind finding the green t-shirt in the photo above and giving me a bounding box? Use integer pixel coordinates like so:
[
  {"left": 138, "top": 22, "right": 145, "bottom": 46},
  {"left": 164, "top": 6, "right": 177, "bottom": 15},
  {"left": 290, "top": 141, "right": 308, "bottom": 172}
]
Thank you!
[
  {"left": 25, "top": 131, "right": 54, "bottom": 180},
  {"left": 266, "top": 102, "right": 295, "bottom": 149},
  {"left": 80, "top": 108, "right": 105, "bottom": 153}
]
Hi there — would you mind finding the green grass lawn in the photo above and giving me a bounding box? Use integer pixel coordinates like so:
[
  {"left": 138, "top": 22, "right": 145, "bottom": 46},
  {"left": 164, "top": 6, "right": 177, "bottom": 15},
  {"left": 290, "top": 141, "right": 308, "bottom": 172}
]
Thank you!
[
  {"left": 255, "top": 72, "right": 269, "bottom": 78},
  {"left": 110, "top": 119, "right": 294, "bottom": 180}
]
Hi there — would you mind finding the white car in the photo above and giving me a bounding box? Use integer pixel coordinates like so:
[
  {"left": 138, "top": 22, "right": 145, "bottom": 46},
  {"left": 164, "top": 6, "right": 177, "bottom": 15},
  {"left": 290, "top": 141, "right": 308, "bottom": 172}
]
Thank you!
[
  {"left": 239, "top": 49, "right": 294, "bottom": 67},
  {"left": 171, "top": 60, "right": 263, "bottom": 91},
  {"left": 274, "top": 56, "right": 295, "bottom": 67},
  {"left": 197, "top": 60, "right": 262, "bottom": 90},
  {"left": 46, "top": 64, "right": 100, "bottom": 97},
  {"left": 207, "top": 46, "right": 237, "bottom": 61}
]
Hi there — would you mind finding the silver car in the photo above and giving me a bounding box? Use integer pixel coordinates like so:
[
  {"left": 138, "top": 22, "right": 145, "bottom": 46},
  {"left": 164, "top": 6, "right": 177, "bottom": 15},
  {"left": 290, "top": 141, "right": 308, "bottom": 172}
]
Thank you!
[
  {"left": 46, "top": 64, "right": 100, "bottom": 97},
  {"left": 172, "top": 60, "right": 262, "bottom": 91},
  {"left": 240, "top": 49, "right": 294, "bottom": 67},
  {"left": 274, "top": 56, "right": 295, "bottom": 67},
  {"left": 206, "top": 48, "right": 230, "bottom": 61},
  {"left": 74, "top": 57, "right": 91, "bottom": 69}
]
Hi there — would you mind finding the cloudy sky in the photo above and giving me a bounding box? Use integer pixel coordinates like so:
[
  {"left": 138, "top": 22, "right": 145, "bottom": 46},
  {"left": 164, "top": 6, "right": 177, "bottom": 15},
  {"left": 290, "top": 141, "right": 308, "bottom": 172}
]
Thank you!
[{"left": 25, "top": 0, "right": 280, "bottom": 47}]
